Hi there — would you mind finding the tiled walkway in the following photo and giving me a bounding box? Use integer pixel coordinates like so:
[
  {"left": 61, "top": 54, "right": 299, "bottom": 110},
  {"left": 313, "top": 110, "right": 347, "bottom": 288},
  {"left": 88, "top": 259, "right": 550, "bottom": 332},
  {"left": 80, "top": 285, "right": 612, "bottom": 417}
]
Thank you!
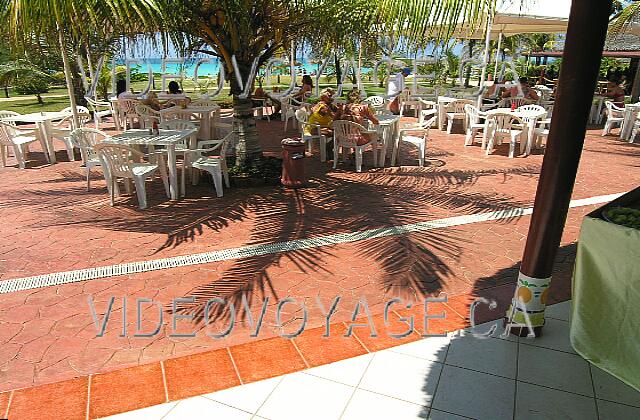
[{"left": 97, "top": 302, "right": 640, "bottom": 420}]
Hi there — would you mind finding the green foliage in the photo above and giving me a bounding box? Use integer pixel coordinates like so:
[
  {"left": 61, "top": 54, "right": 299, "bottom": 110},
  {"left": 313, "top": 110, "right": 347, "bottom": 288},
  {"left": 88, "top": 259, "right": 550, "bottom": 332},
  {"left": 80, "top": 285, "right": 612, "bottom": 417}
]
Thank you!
[
  {"left": 13, "top": 75, "right": 50, "bottom": 103},
  {"left": 599, "top": 58, "right": 630, "bottom": 78}
]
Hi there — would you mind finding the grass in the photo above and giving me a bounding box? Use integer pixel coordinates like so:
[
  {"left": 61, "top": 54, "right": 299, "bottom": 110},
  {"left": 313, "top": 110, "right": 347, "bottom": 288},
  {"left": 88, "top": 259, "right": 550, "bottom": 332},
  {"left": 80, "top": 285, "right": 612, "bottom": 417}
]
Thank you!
[{"left": 0, "top": 74, "right": 464, "bottom": 114}]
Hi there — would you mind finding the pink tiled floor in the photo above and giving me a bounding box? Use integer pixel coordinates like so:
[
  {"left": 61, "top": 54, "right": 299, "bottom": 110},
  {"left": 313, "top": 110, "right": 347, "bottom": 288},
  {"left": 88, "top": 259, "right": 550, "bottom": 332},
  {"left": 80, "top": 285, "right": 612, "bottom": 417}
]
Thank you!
[{"left": 0, "top": 113, "right": 638, "bottom": 393}]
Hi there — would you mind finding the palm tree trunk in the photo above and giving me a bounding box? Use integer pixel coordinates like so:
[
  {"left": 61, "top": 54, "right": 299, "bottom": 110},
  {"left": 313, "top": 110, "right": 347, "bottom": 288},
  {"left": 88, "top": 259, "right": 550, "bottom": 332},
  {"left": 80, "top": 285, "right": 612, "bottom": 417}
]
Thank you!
[
  {"left": 233, "top": 95, "right": 261, "bottom": 166},
  {"left": 57, "top": 25, "right": 79, "bottom": 128}
]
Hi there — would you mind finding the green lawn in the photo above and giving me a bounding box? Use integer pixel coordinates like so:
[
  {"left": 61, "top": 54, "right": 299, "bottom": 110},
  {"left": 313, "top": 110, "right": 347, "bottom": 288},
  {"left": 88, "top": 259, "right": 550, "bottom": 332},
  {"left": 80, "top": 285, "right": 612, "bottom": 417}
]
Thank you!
[{"left": 0, "top": 75, "right": 451, "bottom": 114}]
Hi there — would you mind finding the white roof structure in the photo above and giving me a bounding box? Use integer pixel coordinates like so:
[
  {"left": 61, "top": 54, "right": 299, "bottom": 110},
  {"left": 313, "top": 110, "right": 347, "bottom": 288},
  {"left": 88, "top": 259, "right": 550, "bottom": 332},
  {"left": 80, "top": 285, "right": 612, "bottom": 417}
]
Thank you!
[{"left": 454, "top": 0, "right": 572, "bottom": 39}]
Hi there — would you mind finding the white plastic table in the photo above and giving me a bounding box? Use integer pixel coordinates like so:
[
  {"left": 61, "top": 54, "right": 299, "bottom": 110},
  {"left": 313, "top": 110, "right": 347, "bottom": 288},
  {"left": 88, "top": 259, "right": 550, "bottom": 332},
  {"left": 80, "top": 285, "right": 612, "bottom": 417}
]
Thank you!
[
  {"left": 437, "top": 96, "right": 457, "bottom": 130},
  {"left": 619, "top": 103, "right": 640, "bottom": 141},
  {"left": 1, "top": 111, "right": 68, "bottom": 163},
  {"left": 485, "top": 108, "right": 547, "bottom": 156},
  {"left": 160, "top": 105, "right": 220, "bottom": 141},
  {"left": 374, "top": 114, "right": 401, "bottom": 166},
  {"left": 104, "top": 129, "right": 197, "bottom": 200}
]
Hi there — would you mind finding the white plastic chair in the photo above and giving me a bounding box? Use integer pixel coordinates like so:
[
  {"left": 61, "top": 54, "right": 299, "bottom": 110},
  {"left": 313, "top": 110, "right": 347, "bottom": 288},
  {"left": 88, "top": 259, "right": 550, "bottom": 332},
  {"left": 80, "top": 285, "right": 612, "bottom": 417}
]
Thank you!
[
  {"left": 362, "top": 96, "right": 386, "bottom": 111},
  {"left": 398, "top": 90, "right": 422, "bottom": 117},
  {"left": 85, "top": 97, "right": 113, "bottom": 129},
  {"left": 445, "top": 99, "right": 474, "bottom": 134},
  {"left": 135, "top": 104, "right": 161, "bottom": 129},
  {"left": 602, "top": 101, "right": 625, "bottom": 136},
  {"left": 117, "top": 99, "right": 139, "bottom": 130},
  {"left": 281, "top": 97, "right": 298, "bottom": 131},
  {"left": 497, "top": 97, "right": 535, "bottom": 109},
  {"left": 295, "top": 108, "right": 330, "bottom": 162},
  {"left": 463, "top": 104, "right": 488, "bottom": 147},
  {"left": 331, "top": 120, "right": 377, "bottom": 172},
  {"left": 0, "top": 111, "right": 38, "bottom": 160},
  {"left": 517, "top": 104, "right": 546, "bottom": 114},
  {"left": 485, "top": 113, "right": 525, "bottom": 158},
  {"left": 94, "top": 143, "right": 169, "bottom": 209},
  {"left": 70, "top": 128, "right": 110, "bottom": 190},
  {"left": 393, "top": 115, "right": 437, "bottom": 167},
  {"left": 50, "top": 106, "right": 91, "bottom": 161},
  {"left": 182, "top": 131, "right": 234, "bottom": 197},
  {"left": 517, "top": 109, "right": 548, "bottom": 155},
  {"left": 0, "top": 121, "right": 48, "bottom": 169}
]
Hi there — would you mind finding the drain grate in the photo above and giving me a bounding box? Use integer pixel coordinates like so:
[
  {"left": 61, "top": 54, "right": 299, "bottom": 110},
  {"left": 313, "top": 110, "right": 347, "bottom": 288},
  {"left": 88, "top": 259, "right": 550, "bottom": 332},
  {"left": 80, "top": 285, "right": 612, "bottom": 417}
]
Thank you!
[{"left": 0, "top": 193, "right": 623, "bottom": 294}]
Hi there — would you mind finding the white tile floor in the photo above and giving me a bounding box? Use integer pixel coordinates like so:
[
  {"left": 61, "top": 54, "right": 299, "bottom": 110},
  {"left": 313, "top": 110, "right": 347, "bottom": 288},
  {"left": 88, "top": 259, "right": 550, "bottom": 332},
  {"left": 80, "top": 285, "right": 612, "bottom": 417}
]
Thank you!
[{"left": 101, "top": 301, "right": 640, "bottom": 420}]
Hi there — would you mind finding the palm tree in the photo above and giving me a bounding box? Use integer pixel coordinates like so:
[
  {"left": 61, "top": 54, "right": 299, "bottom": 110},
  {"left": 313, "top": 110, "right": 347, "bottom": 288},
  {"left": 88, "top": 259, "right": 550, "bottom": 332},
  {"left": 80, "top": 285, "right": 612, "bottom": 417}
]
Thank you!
[
  {"left": 136, "top": 0, "right": 492, "bottom": 165},
  {"left": 1, "top": 0, "right": 159, "bottom": 126},
  {"left": 2, "top": 0, "right": 492, "bottom": 164}
]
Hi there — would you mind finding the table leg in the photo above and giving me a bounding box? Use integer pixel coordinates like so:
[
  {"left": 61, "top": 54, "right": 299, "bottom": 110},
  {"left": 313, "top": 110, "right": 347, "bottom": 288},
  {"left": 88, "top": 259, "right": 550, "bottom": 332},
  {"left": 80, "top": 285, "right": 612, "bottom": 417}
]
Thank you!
[
  {"left": 41, "top": 121, "right": 57, "bottom": 163},
  {"left": 378, "top": 126, "right": 388, "bottom": 166},
  {"left": 168, "top": 144, "right": 178, "bottom": 200}
]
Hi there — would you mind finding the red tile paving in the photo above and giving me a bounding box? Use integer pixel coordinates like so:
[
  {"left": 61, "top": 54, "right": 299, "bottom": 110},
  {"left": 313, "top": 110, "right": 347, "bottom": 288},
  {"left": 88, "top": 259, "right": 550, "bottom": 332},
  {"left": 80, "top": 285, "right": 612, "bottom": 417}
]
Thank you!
[
  {"left": 163, "top": 348, "right": 240, "bottom": 400},
  {"left": 89, "top": 363, "right": 166, "bottom": 418},
  {"left": 0, "top": 111, "right": 638, "bottom": 416},
  {"left": 8, "top": 377, "right": 88, "bottom": 420}
]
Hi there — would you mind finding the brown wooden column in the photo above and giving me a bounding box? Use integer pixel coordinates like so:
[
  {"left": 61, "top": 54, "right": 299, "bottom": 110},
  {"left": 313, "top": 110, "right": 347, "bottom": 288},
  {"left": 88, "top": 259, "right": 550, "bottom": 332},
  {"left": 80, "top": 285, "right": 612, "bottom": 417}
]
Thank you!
[{"left": 506, "top": 0, "right": 613, "bottom": 336}]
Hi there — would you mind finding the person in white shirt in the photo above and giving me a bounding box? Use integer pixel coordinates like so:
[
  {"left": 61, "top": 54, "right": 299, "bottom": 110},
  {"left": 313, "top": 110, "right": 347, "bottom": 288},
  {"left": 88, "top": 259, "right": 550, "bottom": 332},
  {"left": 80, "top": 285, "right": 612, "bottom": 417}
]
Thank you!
[{"left": 387, "top": 67, "right": 411, "bottom": 114}]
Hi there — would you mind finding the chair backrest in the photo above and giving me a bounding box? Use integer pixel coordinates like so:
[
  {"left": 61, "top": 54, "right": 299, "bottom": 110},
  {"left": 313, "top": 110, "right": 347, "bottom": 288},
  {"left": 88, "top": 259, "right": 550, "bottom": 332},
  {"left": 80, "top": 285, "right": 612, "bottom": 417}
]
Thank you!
[
  {"left": 517, "top": 104, "right": 545, "bottom": 114},
  {"left": 498, "top": 97, "right": 534, "bottom": 108},
  {"left": 605, "top": 101, "right": 624, "bottom": 117},
  {"left": 135, "top": 104, "right": 161, "bottom": 127},
  {"left": 60, "top": 106, "right": 91, "bottom": 128},
  {"left": 362, "top": 96, "right": 385, "bottom": 109},
  {"left": 94, "top": 143, "right": 145, "bottom": 178},
  {"left": 332, "top": 120, "right": 369, "bottom": 148},
  {"left": 447, "top": 99, "right": 474, "bottom": 113},
  {"left": 161, "top": 106, "right": 198, "bottom": 122},
  {"left": 198, "top": 131, "right": 235, "bottom": 160},
  {"left": 158, "top": 120, "right": 197, "bottom": 131},
  {"left": 0, "top": 121, "right": 16, "bottom": 146},
  {"left": 488, "top": 112, "right": 524, "bottom": 131},
  {"left": 464, "top": 104, "right": 483, "bottom": 124},
  {"left": 70, "top": 128, "right": 109, "bottom": 160},
  {"left": 295, "top": 108, "right": 309, "bottom": 123},
  {"left": 119, "top": 99, "right": 139, "bottom": 115},
  {"left": 0, "top": 110, "right": 21, "bottom": 127}
]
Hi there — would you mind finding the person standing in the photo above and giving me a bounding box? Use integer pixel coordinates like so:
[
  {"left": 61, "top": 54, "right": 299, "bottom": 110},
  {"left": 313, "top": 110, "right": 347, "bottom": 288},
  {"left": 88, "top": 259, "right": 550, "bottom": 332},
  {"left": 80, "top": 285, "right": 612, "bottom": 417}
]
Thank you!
[{"left": 387, "top": 67, "right": 411, "bottom": 114}]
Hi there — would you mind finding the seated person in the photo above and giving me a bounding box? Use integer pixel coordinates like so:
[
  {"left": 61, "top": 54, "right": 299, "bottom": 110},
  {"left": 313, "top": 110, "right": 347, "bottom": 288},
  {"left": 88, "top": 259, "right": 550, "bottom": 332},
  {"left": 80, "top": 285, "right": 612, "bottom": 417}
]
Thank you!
[
  {"left": 502, "top": 77, "right": 539, "bottom": 101},
  {"left": 166, "top": 81, "right": 185, "bottom": 95},
  {"left": 604, "top": 77, "right": 625, "bottom": 106},
  {"left": 116, "top": 79, "right": 136, "bottom": 99},
  {"left": 305, "top": 88, "right": 336, "bottom": 136},
  {"left": 140, "top": 92, "right": 162, "bottom": 111},
  {"left": 334, "top": 88, "right": 379, "bottom": 145},
  {"left": 293, "top": 75, "right": 313, "bottom": 102}
]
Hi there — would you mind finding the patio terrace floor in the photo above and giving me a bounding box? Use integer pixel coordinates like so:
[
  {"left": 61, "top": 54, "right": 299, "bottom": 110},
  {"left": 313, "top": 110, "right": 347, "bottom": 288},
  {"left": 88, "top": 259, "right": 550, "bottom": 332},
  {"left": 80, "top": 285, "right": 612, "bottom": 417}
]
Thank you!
[{"left": 0, "top": 113, "right": 638, "bottom": 418}]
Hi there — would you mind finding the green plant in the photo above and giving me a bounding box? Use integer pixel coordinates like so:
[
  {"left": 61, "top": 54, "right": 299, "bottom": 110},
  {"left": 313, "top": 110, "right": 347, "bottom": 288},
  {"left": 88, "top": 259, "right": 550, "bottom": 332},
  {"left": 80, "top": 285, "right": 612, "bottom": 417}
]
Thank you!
[{"left": 13, "top": 75, "right": 50, "bottom": 103}]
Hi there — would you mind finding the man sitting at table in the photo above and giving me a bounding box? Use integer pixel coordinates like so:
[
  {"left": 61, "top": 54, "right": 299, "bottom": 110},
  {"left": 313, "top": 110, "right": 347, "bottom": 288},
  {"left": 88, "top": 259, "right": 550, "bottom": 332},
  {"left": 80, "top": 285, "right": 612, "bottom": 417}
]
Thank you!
[
  {"left": 502, "top": 77, "right": 539, "bottom": 101},
  {"left": 387, "top": 67, "right": 411, "bottom": 114},
  {"left": 335, "top": 88, "right": 379, "bottom": 145}
]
